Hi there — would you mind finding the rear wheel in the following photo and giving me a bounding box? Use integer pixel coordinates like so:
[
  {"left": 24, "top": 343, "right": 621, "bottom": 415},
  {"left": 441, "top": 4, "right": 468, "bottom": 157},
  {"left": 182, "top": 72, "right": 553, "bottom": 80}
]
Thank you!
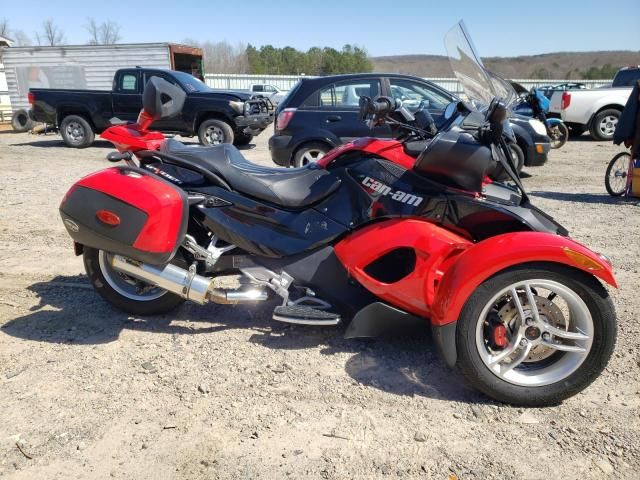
[
  {"left": 60, "top": 115, "right": 95, "bottom": 148},
  {"left": 198, "top": 119, "right": 234, "bottom": 146},
  {"left": 605, "top": 151, "right": 632, "bottom": 196},
  {"left": 292, "top": 142, "right": 330, "bottom": 167},
  {"left": 589, "top": 109, "right": 620, "bottom": 141},
  {"left": 548, "top": 122, "right": 568, "bottom": 149},
  {"left": 456, "top": 264, "right": 616, "bottom": 406},
  {"left": 83, "top": 247, "right": 184, "bottom": 315},
  {"left": 11, "top": 109, "right": 33, "bottom": 133}
]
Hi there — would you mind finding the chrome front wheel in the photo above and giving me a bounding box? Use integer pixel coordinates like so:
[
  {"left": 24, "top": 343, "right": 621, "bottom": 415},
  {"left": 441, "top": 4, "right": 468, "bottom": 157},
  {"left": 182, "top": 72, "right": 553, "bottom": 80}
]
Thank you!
[{"left": 456, "top": 264, "right": 616, "bottom": 406}]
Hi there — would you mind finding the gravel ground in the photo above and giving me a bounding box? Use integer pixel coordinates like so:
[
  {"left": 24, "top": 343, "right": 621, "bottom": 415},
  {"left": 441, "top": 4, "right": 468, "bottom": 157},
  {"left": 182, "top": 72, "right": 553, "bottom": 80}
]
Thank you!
[{"left": 0, "top": 129, "right": 638, "bottom": 480}]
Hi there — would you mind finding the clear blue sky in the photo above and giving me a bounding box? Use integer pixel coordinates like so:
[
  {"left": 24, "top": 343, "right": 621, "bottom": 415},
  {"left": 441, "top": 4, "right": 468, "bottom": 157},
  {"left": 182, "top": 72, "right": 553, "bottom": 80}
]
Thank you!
[{"left": 3, "top": 0, "right": 639, "bottom": 57}]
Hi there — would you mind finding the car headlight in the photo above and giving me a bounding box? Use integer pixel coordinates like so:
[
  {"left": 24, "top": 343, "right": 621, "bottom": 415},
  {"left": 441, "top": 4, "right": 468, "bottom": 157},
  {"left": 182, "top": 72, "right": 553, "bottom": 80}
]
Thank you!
[
  {"left": 229, "top": 101, "right": 245, "bottom": 114},
  {"left": 528, "top": 118, "right": 547, "bottom": 136}
]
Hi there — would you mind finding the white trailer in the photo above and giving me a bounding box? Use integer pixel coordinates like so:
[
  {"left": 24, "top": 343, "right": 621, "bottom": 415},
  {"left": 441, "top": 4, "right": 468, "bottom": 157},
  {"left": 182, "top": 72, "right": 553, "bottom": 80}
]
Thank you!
[{"left": 0, "top": 42, "right": 203, "bottom": 115}]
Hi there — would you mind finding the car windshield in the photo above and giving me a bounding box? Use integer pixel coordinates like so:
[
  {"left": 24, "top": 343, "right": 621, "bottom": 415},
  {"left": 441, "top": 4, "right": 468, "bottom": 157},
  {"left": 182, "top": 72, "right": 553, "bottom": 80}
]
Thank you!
[
  {"left": 444, "top": 21, "right": 515, "bottom": 109},
  {"left": 172, "top": 71, "right": 212, "bottom": 93}
]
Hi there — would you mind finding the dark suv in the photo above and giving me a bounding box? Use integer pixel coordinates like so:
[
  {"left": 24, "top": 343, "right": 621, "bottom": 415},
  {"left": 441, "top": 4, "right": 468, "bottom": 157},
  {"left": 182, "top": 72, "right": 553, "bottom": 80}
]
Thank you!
[{"left": 269, "top": 73, "right": 550, "bottom": 168}]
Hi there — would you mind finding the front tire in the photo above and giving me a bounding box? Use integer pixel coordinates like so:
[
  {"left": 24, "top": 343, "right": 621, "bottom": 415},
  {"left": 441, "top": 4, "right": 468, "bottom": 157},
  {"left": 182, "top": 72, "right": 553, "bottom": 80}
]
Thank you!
[
  {"left": 60, "top": 115, "right": 95, "bottom": 148},
  {"left": 489, "top": 143, "right": 524, "bottom": 181},
  {"left": 198, "top": 118, "right": 234, "bottom": 146},
  {"left": 455, "top": 263, "right": 616, "bottom": 406},
  {"left": 605, "top": 151, "right": 632, "bottom": 196},
  {"left": 589, "top": 109, "right": 620, "bottom": 141},
  {"left": 83, "top": 247, "right": 184, "bottom": 315}
]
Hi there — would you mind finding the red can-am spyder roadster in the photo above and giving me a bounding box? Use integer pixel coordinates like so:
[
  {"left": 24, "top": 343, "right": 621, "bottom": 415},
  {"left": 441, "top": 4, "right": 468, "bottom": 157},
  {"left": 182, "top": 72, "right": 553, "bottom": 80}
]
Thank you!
[{"left": 59, "top": 23, "right": 616, "bottom": 406}]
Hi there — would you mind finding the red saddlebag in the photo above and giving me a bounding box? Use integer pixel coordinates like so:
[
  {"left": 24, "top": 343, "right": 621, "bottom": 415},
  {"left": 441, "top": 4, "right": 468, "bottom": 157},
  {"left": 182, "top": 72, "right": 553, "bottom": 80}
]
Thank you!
[{"left": 59, "top": 166, "right": 188, "bottom": 265}]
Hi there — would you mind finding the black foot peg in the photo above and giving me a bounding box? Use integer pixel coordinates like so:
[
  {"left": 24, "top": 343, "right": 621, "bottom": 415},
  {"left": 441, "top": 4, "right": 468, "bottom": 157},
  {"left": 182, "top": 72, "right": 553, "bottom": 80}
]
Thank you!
[{"left": 272, "top": 305, "right": 340, "bottom": 325}]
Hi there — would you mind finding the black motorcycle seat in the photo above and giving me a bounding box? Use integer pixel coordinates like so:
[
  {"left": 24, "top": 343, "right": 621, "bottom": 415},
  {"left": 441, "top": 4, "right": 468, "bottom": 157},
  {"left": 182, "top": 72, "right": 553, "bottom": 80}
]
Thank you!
[
  {"left": 404, "top": 139, "right": 430, "bottom": 158},
  {"left": 160, "top": 139, "right": 341, "bottom": 209}
]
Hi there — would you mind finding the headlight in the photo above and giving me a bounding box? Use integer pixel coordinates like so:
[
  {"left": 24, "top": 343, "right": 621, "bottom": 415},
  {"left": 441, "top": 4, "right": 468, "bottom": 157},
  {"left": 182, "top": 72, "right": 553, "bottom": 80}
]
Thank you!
[
  {"left": 229, "top": 101, "right": 244, "bottom": 114},
  {"left": 528, "top": 119, "right": 547, "bottom": 136}
]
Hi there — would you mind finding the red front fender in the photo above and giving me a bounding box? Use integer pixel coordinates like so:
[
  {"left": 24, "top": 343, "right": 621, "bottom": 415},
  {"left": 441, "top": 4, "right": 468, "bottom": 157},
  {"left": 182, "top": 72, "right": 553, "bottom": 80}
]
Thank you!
[{"left": 431, "top": 231, "right": 617, "bottom": 327}]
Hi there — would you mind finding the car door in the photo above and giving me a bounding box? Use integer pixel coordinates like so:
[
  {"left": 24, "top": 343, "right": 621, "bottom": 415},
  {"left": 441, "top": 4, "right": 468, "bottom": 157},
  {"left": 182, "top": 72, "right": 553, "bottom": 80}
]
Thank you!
[
  {"left": 111, "top": 71, "right": 143, "bottom": 122},
  {"left": 386, "top": 77, "right": 453, "bottom": 125},
  {"left": 302, "top": 78, "right": 388, "bottom": 143}
]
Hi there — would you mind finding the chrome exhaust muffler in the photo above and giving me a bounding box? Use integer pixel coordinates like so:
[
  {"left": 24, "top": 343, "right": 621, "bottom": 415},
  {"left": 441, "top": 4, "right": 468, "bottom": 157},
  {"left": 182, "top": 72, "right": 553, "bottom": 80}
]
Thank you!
[{"left": 110, "top": 255, "right": 268, "bottom": 305}]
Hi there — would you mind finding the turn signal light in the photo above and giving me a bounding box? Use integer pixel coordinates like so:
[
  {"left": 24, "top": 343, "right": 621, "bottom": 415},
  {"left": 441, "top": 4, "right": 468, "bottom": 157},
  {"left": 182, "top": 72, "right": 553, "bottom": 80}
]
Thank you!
[
  {"left": 562, "top": 247, "right": 603, "bottom": 271},
  {"left": 96, "top": 209, "right": 121, "bottom": 226}
]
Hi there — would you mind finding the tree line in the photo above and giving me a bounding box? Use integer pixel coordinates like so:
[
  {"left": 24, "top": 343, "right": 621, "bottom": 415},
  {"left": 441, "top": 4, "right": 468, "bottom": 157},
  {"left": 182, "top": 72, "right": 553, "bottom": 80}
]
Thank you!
[{"left": 0, "top": 17, "right": 120, "bottom": 46}]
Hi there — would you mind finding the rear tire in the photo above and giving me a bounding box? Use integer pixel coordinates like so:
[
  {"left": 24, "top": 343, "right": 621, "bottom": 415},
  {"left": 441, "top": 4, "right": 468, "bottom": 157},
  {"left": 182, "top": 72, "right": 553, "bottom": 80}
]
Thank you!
[
  {"left": 455, "top": 263, "right": 616, "bottom": 406},
  {"left": 589, "top": 109, "right": 620, "bottom": 141},
  {"left": 60, "top": 115, "right": 95, "bottom": 148},
  {"left": 11, "top": 109, "right": 33, "bottom": 133},
  {"left": 83, "top": 247, "right": 184, "bottom": 316},
  {"left": 292, "top": 142, "right": 330, "bottom": 168},
  {"left": 198, "top": 119, "right": 234, "bottom": 146}
]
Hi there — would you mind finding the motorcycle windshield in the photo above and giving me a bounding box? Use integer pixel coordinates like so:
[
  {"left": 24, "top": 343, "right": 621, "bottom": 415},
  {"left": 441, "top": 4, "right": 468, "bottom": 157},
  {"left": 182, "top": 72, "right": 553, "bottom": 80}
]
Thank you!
[{"left": 444, "top": 21, "right": 516, "bottom": 109}]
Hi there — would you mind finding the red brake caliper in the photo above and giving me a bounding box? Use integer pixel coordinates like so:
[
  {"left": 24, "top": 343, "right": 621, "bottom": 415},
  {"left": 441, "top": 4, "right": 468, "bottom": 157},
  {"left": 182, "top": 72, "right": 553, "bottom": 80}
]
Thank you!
[{"left": 492, "top": 324, "right": 509, "bottom": 348}]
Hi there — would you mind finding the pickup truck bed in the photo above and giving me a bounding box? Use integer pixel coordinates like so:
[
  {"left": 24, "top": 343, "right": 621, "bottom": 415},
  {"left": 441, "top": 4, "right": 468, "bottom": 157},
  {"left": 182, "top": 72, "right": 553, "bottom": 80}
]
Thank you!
[{"left": 30, "top": 68, "right": 274, "bottom": 148}]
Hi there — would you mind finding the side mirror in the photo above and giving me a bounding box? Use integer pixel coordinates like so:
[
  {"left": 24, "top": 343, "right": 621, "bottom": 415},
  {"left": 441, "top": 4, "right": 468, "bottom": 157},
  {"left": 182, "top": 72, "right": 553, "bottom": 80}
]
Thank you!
[{"left": 142, "top": 77, "right": 186, "bottom": 121}]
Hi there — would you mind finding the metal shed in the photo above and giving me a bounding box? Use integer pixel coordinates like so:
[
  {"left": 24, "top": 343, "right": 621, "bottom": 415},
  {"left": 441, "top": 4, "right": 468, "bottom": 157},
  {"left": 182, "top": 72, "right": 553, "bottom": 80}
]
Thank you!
[{"left": 1, "top": 42, "right": 202, "bottom": 112}]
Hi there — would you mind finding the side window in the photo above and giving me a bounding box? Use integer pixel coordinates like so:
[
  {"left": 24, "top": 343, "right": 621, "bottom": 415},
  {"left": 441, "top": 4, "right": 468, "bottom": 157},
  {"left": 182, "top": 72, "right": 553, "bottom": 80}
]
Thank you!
[
  {"left": 144, "top": 73, "right": 178, "bottom": 88},
  {"left": 253, "top": 85, "right": 264, "bottom": 92},
  {"left": 313, "top": 79, "right": 380, "bottom": 109},
  {"left": 264, "top": 85, "right": 276, "bottom": 93},
  {"left": 119, "top": 73, "right": 138, "bottom": 92},
  {"left": 389, "top": 79, "right": 451, "bottom": 112}
]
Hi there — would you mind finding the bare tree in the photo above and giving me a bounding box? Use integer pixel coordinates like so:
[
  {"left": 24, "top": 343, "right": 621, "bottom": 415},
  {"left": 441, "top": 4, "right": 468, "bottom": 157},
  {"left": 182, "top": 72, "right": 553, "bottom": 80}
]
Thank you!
[
  {"left": 36, "top": 19, "right": 65, "bottom": 46},
  {"left": 85, "top": 18, "right": 121, "bottom": 45},
  {"left": 0, "top": 18, "right": 9, "bottom": 38},
  {"left": 13, "top": 30, "right": 32, "bottom": 46}
]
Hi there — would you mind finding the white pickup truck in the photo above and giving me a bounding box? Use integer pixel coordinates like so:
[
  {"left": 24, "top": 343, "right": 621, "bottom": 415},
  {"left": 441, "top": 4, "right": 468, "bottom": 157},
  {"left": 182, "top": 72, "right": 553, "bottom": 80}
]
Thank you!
[
  {"left": 247, "top": 84, "right": 288, "bottom": 105},
  {"left": 549, "top": 66, "right": 639, "bottom": 141}
]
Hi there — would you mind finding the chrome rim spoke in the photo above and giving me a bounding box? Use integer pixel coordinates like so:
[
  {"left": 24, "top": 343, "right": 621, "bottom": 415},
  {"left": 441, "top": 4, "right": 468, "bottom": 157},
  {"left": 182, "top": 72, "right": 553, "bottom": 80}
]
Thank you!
[
  {"left": 543, "top": 322, "right": 589, "bottom": 341},
  {"left": 541, "top": 339, "right": 587, "bottom": 353},
  {"left": 500, "top": 341, "right": 532, "bottom": 374}
]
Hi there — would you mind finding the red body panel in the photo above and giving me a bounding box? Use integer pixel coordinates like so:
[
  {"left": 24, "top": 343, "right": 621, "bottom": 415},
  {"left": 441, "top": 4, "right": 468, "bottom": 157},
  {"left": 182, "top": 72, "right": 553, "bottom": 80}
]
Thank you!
[
  {"left": 334, "top": 219, "right": 472, "bottom": 317},
  {"left": 430, "top": 231, "right": 617, "bottom": 326},
  {"left": 317, "top": 138, "right": 415, "bottom": 170},
  {"left": 100, "top": 111, "right": 164, "bottom": 153},
  {"left": 75, "top": 168, "right": 185, "bottom": 253}
]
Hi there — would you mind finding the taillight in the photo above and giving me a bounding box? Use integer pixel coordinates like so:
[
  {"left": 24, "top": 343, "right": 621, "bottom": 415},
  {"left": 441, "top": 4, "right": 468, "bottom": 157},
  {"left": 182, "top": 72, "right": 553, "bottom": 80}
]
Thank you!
[
  {"left": 28, "top": 92, "right": 35, "bottom": 105},
  {"left": 275, "top": 108, "right": 296, "bottom": 130},
  {"left": 561, "top": 92, "right": 571, "bottom": 110}
]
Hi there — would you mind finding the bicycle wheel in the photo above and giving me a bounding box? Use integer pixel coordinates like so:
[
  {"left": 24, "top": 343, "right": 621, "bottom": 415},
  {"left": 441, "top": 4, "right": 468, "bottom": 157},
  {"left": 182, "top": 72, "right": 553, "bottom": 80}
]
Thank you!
[{"left": 605, "top": 152, "right": 631, "bottom": 196}]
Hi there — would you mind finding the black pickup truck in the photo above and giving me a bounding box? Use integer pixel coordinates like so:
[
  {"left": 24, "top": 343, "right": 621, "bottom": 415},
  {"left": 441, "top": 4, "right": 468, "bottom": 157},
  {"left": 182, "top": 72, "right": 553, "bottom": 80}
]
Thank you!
[{"left": 29, "top": 67, "right": 274, "bottom": 148}]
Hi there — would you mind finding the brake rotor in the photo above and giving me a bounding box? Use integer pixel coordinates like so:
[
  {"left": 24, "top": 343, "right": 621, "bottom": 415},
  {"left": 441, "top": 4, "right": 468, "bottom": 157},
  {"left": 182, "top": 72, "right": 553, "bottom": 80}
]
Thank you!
[{"left": 497, "top": 293, "right": 568, "bottom": 362}]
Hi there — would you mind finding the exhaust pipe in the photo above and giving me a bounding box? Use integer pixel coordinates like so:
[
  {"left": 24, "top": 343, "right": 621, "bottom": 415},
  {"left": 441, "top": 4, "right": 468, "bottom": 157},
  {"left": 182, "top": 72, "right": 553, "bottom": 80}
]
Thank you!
[{"left": 110, "top": 255, "right": 267, "bottom": 305}]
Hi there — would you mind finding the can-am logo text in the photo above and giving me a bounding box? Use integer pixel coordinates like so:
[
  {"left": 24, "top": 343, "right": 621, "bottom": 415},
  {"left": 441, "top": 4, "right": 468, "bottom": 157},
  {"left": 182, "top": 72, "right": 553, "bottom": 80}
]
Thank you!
[{"left": 361, "top": 176, "right": 423, "bottom": 207}]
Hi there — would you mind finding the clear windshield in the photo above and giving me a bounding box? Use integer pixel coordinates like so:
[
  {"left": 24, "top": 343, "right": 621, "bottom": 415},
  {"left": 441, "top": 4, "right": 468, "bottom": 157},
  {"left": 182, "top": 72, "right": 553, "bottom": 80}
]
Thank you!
[{"left": 444, "top": 21, "right": 515, "bottom": 109}]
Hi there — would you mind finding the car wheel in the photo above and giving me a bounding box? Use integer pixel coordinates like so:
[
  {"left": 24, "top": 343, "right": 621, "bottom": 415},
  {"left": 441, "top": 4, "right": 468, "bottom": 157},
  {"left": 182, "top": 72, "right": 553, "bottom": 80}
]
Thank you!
[
  {"left": 60, "top": 115, "right": 95, "bottom": 148},
  {"left": 489, "top": 143, "right": 524, "bottom": 181},
  {"left": 293, "top": 142, "right": 330, "bottom": 167},
  {"left": 589, "top": 109, "right": 620, "bottom": 141},
  {"left": 198, "top": 119, "right": 234, "bottom": 146},
  {"left": 11, "top": 109, "right": 33, "bottom": 133},
  {"left": 456, "top": 263, "right": 616, "bottom": 406}
]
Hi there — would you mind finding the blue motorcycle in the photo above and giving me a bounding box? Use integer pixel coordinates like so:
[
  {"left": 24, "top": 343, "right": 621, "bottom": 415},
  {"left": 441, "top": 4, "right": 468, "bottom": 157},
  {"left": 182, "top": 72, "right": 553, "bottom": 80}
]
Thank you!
[{"left": 511, "top": 82, "right": 569, "bottom": 149}]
